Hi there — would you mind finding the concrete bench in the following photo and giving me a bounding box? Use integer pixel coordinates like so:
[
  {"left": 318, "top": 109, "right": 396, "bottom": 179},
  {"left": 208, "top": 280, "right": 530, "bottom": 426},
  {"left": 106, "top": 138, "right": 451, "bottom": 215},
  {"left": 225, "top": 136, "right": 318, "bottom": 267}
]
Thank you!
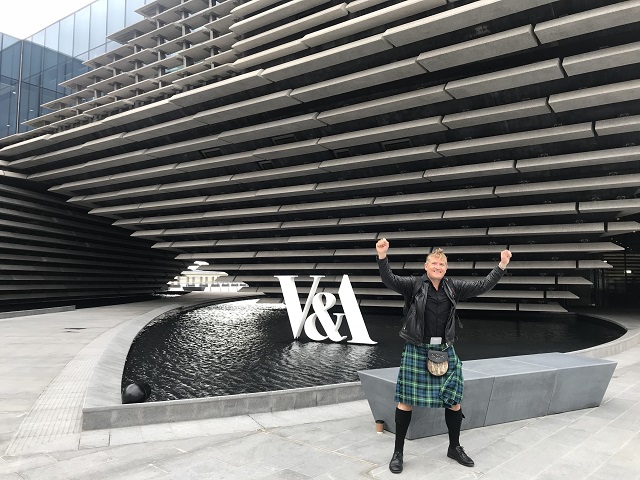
[{"left": 358, "top": 352, "right": 616, "bottom": 439}]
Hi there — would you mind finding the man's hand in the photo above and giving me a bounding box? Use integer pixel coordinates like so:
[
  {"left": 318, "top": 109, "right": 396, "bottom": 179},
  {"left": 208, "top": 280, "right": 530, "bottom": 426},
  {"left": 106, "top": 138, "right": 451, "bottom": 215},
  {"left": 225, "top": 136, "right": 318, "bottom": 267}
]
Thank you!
[
  {"left": 499, "top": 249, "right": 512, "bottom": 270},
  {"left": 376, "top": 238, "right": 389, "bottom": 259}
]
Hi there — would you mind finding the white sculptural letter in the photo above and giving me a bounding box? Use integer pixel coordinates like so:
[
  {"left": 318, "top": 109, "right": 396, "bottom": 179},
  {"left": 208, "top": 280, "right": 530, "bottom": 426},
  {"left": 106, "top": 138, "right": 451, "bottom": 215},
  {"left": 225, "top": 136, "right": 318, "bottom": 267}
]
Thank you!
[
  {"left": 275, "top": 275, "right": 323, "bottom": 338},
  {"left": 338, "top": 274, "right": 376, "bottom": 344},
  {"left": 304, "top": 293, "right": 347, "bottom": 342},
  {"left": 275, "top": 274, "right": 377, "bottom": 345}
]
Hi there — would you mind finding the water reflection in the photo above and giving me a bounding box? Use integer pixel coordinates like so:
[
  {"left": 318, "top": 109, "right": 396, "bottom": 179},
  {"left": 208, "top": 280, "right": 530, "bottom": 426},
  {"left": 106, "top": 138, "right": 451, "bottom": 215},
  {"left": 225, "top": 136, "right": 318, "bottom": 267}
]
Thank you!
[{"left": 123, "top": 300, "right": 624, "bottom": 402}]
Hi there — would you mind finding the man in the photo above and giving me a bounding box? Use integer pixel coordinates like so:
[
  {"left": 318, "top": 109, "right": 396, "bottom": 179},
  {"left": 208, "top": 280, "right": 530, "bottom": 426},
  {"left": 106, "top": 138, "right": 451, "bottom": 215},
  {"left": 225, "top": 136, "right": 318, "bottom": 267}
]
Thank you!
[{"left": 375, "top": 238, "right": 512, "bottom": 473}]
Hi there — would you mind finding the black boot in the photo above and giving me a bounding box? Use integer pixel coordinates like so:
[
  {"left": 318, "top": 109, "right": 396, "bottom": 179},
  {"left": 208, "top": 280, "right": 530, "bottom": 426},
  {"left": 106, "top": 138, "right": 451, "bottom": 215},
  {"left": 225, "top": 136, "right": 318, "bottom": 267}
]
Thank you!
[
  {"left": 445, "top": 408, "right": 474, "bottom": 467},
  {"left": 447, "top": 445, "right": 475, "bottom": 467},
  {"left": 389, "top": 450, "right": 404, "bottom": 474},
  {"left": 389, "top": 408, "right": 411, "bottom": 473}
]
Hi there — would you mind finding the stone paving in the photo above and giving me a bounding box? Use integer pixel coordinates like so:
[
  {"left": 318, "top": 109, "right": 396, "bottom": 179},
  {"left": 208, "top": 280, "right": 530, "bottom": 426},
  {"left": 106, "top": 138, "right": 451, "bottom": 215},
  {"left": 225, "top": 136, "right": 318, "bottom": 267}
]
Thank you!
[
  {"left": 0, "top": 293, "right": 258, "bottom": 457},
  {"left": 1, "top": 295, "right": 639, "bottom": 479}
]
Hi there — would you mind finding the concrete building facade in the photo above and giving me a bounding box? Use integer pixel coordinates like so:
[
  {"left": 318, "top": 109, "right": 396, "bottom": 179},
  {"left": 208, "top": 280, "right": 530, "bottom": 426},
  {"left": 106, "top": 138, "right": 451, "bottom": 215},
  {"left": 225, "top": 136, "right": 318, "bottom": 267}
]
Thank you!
[
  {"left": 0, "top": 1, "right": 154, "bottom": 138},
  {"left": 1, "top": 0, "right": 639, "bottom": 312}
]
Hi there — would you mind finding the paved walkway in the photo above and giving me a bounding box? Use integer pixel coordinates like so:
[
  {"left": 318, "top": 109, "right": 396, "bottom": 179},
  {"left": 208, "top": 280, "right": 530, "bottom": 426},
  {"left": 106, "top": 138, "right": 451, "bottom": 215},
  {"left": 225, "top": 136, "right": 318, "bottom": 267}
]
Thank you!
[
  {"left": 1, "top": 297, "right": 639, "bottom": 479},
  {"left": 0, "top": 293, "right": 259, "bottom": 457}
]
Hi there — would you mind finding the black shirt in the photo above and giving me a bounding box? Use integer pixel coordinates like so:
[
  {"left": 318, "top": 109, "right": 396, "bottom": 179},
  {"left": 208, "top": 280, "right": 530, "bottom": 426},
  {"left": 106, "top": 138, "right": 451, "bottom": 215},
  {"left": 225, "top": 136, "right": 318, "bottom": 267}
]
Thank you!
[{"left": 424, "top": 280, "right": 452, "bottom": 343}]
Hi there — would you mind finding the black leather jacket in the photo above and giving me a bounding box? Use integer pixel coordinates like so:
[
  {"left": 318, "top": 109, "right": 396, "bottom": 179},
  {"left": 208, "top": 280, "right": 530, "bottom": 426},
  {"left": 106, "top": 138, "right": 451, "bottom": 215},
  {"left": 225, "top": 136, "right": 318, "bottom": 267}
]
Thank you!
[{"left": 377, "top": 257, "right": 505, "bottom": 345}]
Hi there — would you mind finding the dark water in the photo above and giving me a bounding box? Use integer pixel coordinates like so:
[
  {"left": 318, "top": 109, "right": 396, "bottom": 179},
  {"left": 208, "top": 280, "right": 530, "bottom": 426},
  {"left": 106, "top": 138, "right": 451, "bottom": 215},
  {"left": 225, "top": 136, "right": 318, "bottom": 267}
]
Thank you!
[{"left": 122, "top": 300, "right": 625, "bottom": 402}]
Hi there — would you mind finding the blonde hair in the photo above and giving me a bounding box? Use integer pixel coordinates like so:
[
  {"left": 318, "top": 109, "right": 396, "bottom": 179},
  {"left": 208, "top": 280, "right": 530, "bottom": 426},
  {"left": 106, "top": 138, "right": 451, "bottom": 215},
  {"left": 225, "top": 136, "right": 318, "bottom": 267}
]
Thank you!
[{"left": 426, "top": 248, "right": 448, "bottom": 266}]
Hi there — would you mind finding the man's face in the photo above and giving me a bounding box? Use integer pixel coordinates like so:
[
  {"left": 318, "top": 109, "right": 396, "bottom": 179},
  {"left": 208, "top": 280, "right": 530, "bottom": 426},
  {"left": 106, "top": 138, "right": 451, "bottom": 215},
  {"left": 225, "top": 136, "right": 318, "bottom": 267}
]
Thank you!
[{"left": 425, "top": 257, "right": 447, "bottom": 282}]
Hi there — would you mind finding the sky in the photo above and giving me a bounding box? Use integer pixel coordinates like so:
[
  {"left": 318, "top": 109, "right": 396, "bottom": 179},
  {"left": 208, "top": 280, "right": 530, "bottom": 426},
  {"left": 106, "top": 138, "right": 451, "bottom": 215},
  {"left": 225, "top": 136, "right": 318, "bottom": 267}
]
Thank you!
[{"left": 0, "top": 0, "right": 97, "bottom": 39}]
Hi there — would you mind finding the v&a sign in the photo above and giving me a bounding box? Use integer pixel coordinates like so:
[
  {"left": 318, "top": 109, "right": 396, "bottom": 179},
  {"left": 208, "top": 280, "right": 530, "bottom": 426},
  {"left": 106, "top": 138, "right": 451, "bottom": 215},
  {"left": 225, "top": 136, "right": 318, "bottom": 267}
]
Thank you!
[{"left": 275, "top": 275, "right": 377, "bottom": 345}]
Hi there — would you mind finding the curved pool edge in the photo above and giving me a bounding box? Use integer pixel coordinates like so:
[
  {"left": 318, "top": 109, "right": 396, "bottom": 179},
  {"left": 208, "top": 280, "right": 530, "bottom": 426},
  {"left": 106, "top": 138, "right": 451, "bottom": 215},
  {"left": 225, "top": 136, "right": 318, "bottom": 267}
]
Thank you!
[
  {"left": 82, "top": 292, "right": 263, "bottom": 426},
  {"left": 568, "top": 309, "right": 640, "bottom": 358},
  {"left": 83, "top": 381, "right": 364, "bottom": 430},
  {"left": 83, "top": 304, "right": 640, "bottom": 431}
]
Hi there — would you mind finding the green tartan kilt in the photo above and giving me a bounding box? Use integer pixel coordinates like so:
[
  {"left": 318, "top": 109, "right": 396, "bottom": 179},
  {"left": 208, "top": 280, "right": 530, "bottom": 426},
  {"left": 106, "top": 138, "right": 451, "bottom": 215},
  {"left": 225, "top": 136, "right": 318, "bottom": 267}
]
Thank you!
[{"left": 395, "top": 342, "right": 464, "bottom": 408}]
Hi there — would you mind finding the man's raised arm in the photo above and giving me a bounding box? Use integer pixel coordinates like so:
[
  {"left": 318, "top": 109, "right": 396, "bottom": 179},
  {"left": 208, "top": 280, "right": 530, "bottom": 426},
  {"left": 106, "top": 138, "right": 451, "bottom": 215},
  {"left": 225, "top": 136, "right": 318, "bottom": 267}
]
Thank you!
[{"left": 376, "top": 238, "right": 413, "bottom": 297}]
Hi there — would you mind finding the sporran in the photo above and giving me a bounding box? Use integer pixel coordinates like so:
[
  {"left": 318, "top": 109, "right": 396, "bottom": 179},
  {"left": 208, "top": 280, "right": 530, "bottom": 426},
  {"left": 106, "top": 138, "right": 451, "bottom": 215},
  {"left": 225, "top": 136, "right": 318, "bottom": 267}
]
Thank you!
[{"left": 427, "top": 349, "right": 449, "bottom": 376}]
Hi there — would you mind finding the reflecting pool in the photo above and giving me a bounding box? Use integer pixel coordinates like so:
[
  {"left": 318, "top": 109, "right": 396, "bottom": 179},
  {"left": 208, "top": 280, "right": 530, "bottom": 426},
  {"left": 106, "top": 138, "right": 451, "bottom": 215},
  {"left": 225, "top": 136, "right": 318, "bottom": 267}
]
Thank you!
[{"left": 122, "top": 300, "right": 624, "bottom": 402}]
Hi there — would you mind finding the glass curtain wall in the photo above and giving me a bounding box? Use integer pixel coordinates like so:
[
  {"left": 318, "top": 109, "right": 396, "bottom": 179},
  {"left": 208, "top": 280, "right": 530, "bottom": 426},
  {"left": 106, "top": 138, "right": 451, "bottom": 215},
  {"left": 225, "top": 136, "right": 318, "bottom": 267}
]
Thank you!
[
  {"left": 0, "top": 0, "right": 149, "bottom": 136},
  {"left": 0, "top": 33, "right": 22, "bottom": 138}
]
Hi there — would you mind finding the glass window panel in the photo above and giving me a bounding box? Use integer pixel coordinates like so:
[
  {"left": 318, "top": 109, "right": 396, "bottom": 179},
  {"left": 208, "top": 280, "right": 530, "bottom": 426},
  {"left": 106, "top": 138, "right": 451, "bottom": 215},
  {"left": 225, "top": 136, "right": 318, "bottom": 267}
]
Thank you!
[
  {"left": 33, "top": 90, "right": 47, "bottom": 119},
  {"left": 60, "top": 58, "right": 75, "bottom": 84},
  {"left": 18, "top": 80, "right": 32, "bottom": 125},
  {"left": 106, "top": 40, "right": 119, "bottom": 52},
  {"left": 45, "top": 23, "right": 59, "bottom": 51},
  {"left": 0, "top": 95, "right": 13, "bottom": 137},
  {"left": 1, "top": 42, "right": 21, "bottom": 79},
  {"left": 57, "top": 57, "right": 80, "bottom": 96},
  {"left": 31, "top": 30, "right": 45, "bottom": 46},
  {"left": 44, "top": 43, "right": 58, "bottom": 70},
  {"left": 41, "top": 88, "right": 58, "bottom": 109},
  {"left": 0, "top": 85, "right": 8, "bottom": 106},
  {"left": 126, "top": 0, "right": 146, "bottom": 25},
  {"left": 43, "top": 65, "right": 58, "bottom": 92},
  {"left": 90, "top": 0, "right": 108, "bottom": 50},
  {"left": 71, "top": 58, "right": 89, "bottom": 78},
  {"left": 1, "top": 33, "right": 20, "bottom": 49},
  {"left": 25, "top": 73, "right": 42, "bottom": 89},
  {"left": 0, "top": 79, "right": 17, "bottom": 135},
  {"left": 74, "top": 7, "right": 91, "bottom": 56},
  {"left": 18, "top": 83, "right": 40, "bottom": 133},
  {"left": 58, "top": 16, "right": 74, "bottom": 56},
  {"left": 7, "top": 81, "right": 19, "bottom": 133},
  {"left": 57, "top": 57, "right": 67, "bottom": 94},
  {"left": 18, "top": 42, "right": 32, "bottom": 77},
  {"left": 107, "top": 0, "right": 126, "bottom": 35},
  {"left": 28, "top": 44, "right": 44, "bottom": 79},
  {"left": 89, "top": 44, "right": 107, "bottom": 60}
]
